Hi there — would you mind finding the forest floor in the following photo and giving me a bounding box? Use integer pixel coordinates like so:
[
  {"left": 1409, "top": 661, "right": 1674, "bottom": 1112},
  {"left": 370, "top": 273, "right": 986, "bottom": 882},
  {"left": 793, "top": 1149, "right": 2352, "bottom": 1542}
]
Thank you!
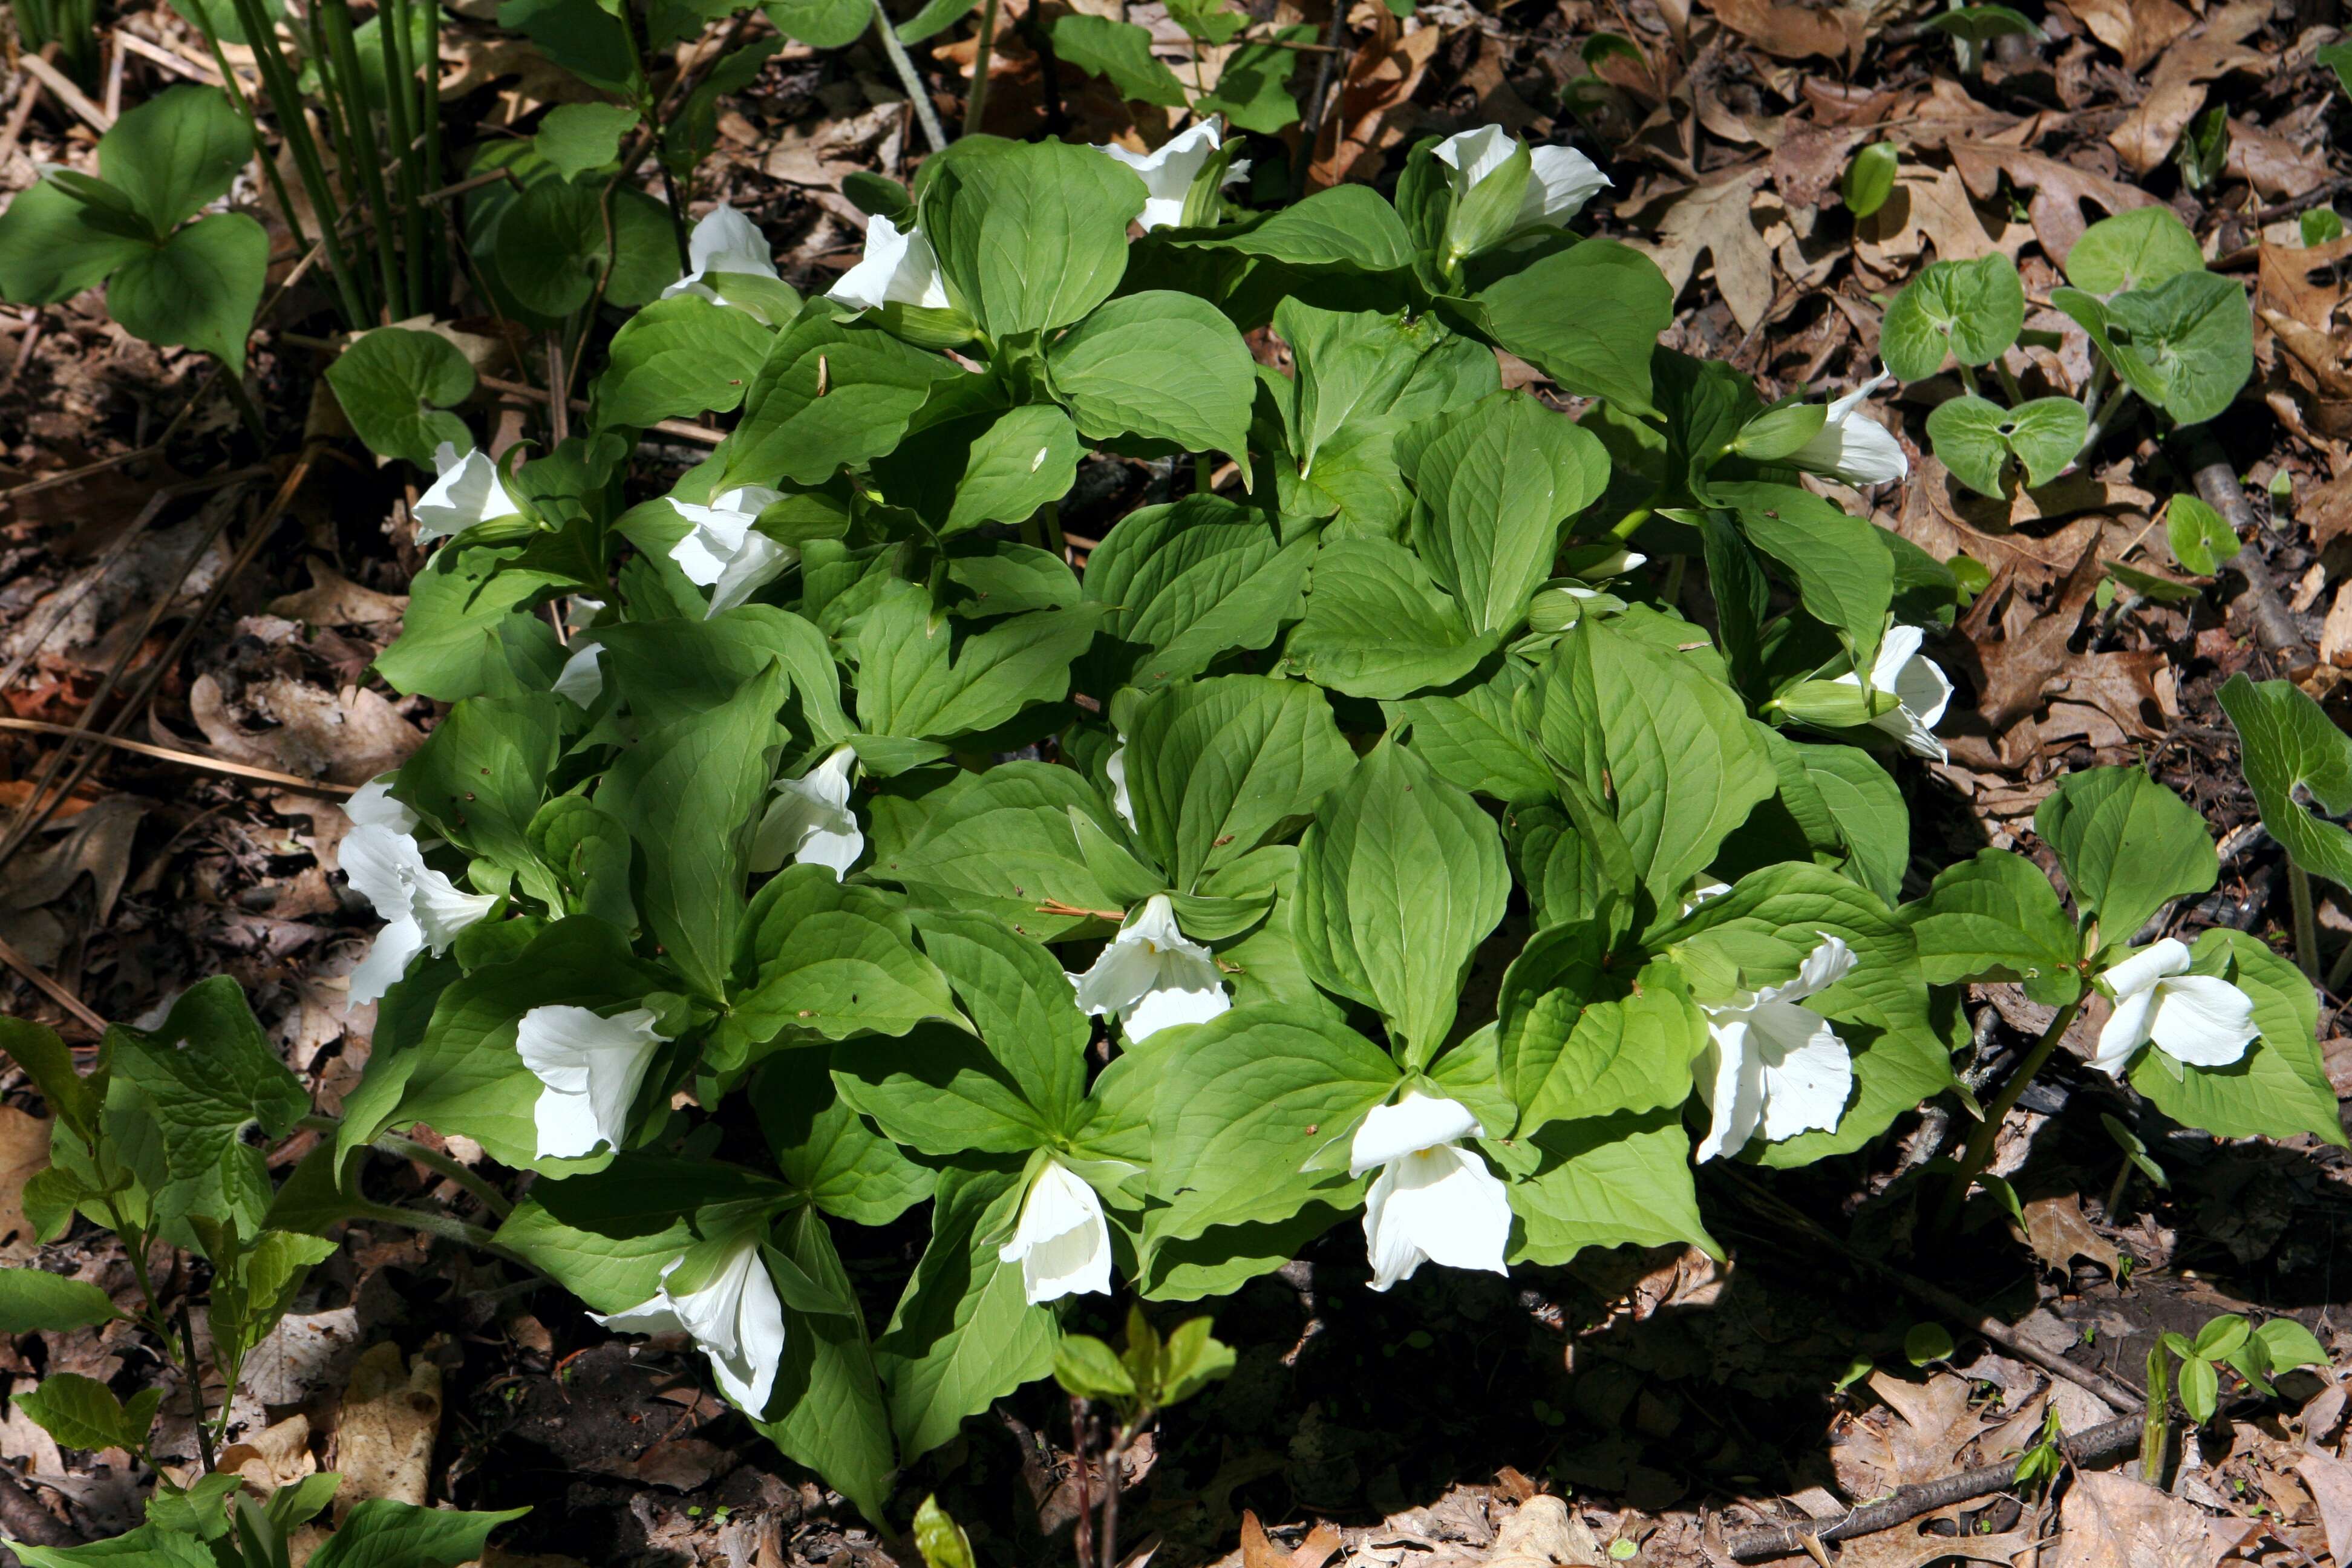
[{"left": 2, "top": 0, "right": 2351, "bottom": 1563}]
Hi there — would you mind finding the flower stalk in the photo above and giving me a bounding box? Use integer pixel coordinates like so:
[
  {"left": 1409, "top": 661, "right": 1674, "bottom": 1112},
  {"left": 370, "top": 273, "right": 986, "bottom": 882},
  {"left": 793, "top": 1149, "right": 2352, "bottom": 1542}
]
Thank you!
[{"left": 1936, "top": 996, "right": 2083, "bottom": 1229}]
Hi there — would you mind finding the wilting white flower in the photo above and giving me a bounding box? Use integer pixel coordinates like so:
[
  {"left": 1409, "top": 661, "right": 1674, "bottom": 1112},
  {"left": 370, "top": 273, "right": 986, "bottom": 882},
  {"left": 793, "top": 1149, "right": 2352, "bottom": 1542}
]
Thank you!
[
  {"left": 2089, "top": 938, "right": 2258, "bottom": 1077},
  {"left": 413, "top": 442, "right": 523, "bottom": 545},
  {"left": 751, "top": 745, "right": 861, "bottom": 878},
  {"left": 1694, "top": 935, "right": 1857, "bottom": 1162},
  {"left": 517, "top": 1004, "right": 667, "bottom": 1159},
  {"left": 1350, "top": 1093, "right": 1511, "bottom": 1292},
  {"left": 1069, "top": 893, "right": 1230, "bottom": 1042},
  {"left": 552, "top": 640, "right": 606, "bottom": 708},
  {"left": 1094, "top": 117, "right": 1249, "bottom": 232},
  {"left": 1832, "top": 624, "right": 1953, "bottom": 762},
  {"left": 998, "top": 1160, "right": 1113, "bottom": 1305},
  {"left": 342, "top": 823, "right": 498, "bottom": 1007},
  {"left": 670, "top": 485, "right": 794, "bottom": 618},
  {"left": 1790, "top": 369, "right": 1910, "bottom": 486},
  {"left": 1105, "top": 743, "right": 1135, "bottom": 830},
  {"left": 662, "top": 203, "right": 782, "bottom": 309},
  {"left": 594, "top": 1236, "right": 786, "bottom": 1413},
  {"left": 345, "top": 774, "right": 419, "bottom": 834},
  {"left": 1432, "top": 125, "right": 1611, "bottom": 235},
  {"left": 826, "top": 214, "right": 952, "bottom": 311}
]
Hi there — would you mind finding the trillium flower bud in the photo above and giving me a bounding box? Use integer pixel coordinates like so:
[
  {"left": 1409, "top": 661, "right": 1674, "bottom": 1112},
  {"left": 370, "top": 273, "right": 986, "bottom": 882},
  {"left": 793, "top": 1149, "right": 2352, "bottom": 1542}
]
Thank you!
[
  {"left": 1348, "top": 1093, "right": 1511, "bottom": 1292},
  {"left": 2089, "top": 938, "right": 2258, "bottom": 1077},
  {"left": 1431, "top": 125, "right": 1610, "bottom": 257},
  {"left": 1068, "top": 894, "right": 1231, "bottom": 1042}
]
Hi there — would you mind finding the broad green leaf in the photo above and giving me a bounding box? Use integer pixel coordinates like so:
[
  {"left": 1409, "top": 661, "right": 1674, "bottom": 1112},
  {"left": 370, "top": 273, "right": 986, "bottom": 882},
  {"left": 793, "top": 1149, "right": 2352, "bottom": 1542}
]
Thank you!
[
  {"left": 921, "top": 138, "right": 1145, "bottom": 339},
  {"left": 1406, "top": 391, "right": 1610, "bottom": 634},
  {"left": 1507, "top": 1109, "right": 1717, "bottom": 1266},
  {"left": 0, "top": 181, "right": 152, "bottom": 304},
  {"left": 874, "top": 1167, "right": 1057, "bottom": 1460},
  {"left": 720, "top": 307, "right": 965, "bottom": 488},
  {"left": 1193, "top": 27, "right": 1311, "bottom": 130},
  {"left": 1171, "top": 184, "right": 1415, "bottom": 273},
  {"left": 1909, "top": 849, "right": 2081, "bottom": 993},
  {"left": 591, "top": 293, "right": 773, "bottom": 429},
  {"left": 98, "top": 84, "right": 253, "bottom": 233},
  {"left": 2033, "top": 766, "right": 2216, "bottom": 941},
  {"left": 2106, "top": 270, "right": 2252, "bottom": 426},
  {"left": 1293, "top": 739, "right": 1509, "bottom": 1064},
  {"left": 8, "top": 1526, "right": 217, "bottom": 1567},
  {"left": 373, "top": 548, "right": 567, "bottom": 702},
  {"left": 1277, "top": 299, "right": 1498, "bottom": 481},
  {"left": 1048, "top": 290, "right": 1256, "bottom": 475},
  {"left": 1500, "top": 935, "right": 1705, "bottom": 1132},
  {"left": 853, "top": 579, "right": 1092, "bottom": 740},
  {"left": 108, "top": 212, "right": 266, "bottom": 366},
  {"left": 1284, "top": 537, "right": 1498, "bottom": 699},
  {"left": 327, "top": 328, "right": 477, "bottom": 469},
  {"left": 2047, "top": 285, "right": 2171, "bottom": 408},
  {"left": 1529, "top": 613, "right": 1777, "bottom": 904},
  {"left": 306, "top": 1500, "right": 531, "bottom": 1568},
  {"left": 832, "top": 1024, "right": 1059, "bottom": 1155},
  {"left": 871, "top": 403, "right": 1080, "bottom": 537},
  {"left": 1080, "top": 494, "right": 1313, "bottom": 693},
  {"left": 751, "top": 1050, "right": 931, "bottom": 1226},
  {"left": 1050, "top": 16, "right": 1188, "bottom": 105},
  {"left": 2130, "top": 929, "right": 2344, "bottom": 1145},
  {"left": 2218, "top": 674, "right": 2352, "bottom": 893},
  {"left": 527, "top": 796, "right": 635, "bottom": 930},
  {"left": 1148, "top": 1006, "right": 1396, "bottom": 1243},
  {"left": 2166, "top": 494, "right": 2237, "bottom": 576},
  {"left": 732, "top": 864, "right": 964, "bottom": 1044},
  {"left": 873, "top": 761, "right": 1129, "bottom": 939},
  {"left": 0, "top": 1016, "right": 96, "bottom": 1138},
  {"left": 1384, "top": 659, "right": 1553, "bottom": 806},
  {"left": 396, "top": 690, "right": 561, "bottom": 899},
  {"left": 596, "top": 604, "right": 849, "bottom": 739},
  {"left": 11, "top": 1374, "right": 159, "bottom": 1453},
  {"left": 1123, "top": 673, "right": 1354, "bottom": 889},
  {"left": 1880, "top": 253, "right": 2025, "bottom": 380},
  {"left": 2065, "top": 206, "right": 2203, "bottom": 294},
  {"left": 1923, "top": 394, "right": 2086, "bottom": 498},
  {"left": 765, "top": 0, "right": 872, "bottom": 45},
  {"left": 495, "top": 1154, "right": 783, "bottom": 1310},
  {"left": 910, "top": 909, "right": 1089, "bottom": 1129},
  {"left": 0, "top": 1269, "right": 120, "bottom": 1333},
  {"left": 534, "top": 101, "right": 640, "bottom": 180},
  {"left": 600, "top": 664, "right": 785, "bottom": 999},
  {"left": 1717, "top": 482, "right": 1893, "bottom": 667},
  {"left": 1462, "top": 238, "right": 1672, "bottom": 413},
  {"left": 756, "top": 1206, "right": 896, "bottom": 1522},
  {"left": 1795, "top": 742, "right": 1908, "bottom": 904}
]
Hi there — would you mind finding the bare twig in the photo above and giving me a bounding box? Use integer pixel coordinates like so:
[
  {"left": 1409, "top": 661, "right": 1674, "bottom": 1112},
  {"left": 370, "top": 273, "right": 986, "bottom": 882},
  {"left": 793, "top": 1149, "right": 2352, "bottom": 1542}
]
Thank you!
[
  {"left": 2178, "top": 425, "right": 2310, "bottom": 673},
  {"left": 1289, "top": 0, "right": 1350, "bottom": 200},
  {"left": 0, "top": 929, "right": 108, "bottom": 1035},
  {"left": 0, "top": 717, "right": 362, "bottom": 795},
  {"left": 2246, "top": 174, "right": 2352, "bottom": 226},
  {"left": 478, "top": 373, "right": 724, "bottom": 445}
]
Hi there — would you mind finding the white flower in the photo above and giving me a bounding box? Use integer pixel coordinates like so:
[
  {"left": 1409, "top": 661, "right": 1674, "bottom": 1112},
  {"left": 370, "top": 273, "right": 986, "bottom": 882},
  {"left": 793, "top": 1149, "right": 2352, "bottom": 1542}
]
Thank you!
[
  {"left": 1790, "top": 369, "right": 1910, "bottom": 486},
  {"left": 662, "top": 203, "right": 782, "bottom": 310},
  {"left": 669, "top": 485, "right": 794, "bottom": 618},
  {"left": 552, "top": 640, "right": 606, "bottom": 708},
  {"left": 1432, "top": 125, "right": 1611, "bottom": 234},
  {"left": 1094, "top": 117, "right": 1249, "bottom": 232},
  {"left": 1694, "top": 935, "right": 1858, "bottom": 1162},
  {"left": 2089, "top": 938, "right": 2258, "bottom": 1077},
  {"left": 1068, "top": 893, "right": 1230, "bottom": 1042},
  {"left": 342, "top": 823, "right": 498, "bottom": 1007},
  {"left": 1105, "top": 743, "right": 1135, "bottom": 830},
  {"left": 1349, "top": 1093, "right": 1511, "bottom": 1292},
  {"left": 1680, "top": 877, "right": 1732, "bottom": 915},
  {"left": 593, "top": 1236, "right": 786, "bottom": 1413},
  {"left": 344, "top": 774, "right": 419, "bottom": 834},
  {"left": 998, "top": 1160, "right": 1113, "bottom": 1305},
  {"left": 826, "top": 214, "right": 952, "bottom": 311},
  {"left": 516, "top": 1004, "right": 667, "bottom": 1159},
  {"left": 751, "top": 745, "right": 862, "bottom": 879},
  {"left": 1831, "top": 624, "right": 1953, "bottom": 762},
  {"left": 413, "top": 442, "right": 523, "bottom": 546}
]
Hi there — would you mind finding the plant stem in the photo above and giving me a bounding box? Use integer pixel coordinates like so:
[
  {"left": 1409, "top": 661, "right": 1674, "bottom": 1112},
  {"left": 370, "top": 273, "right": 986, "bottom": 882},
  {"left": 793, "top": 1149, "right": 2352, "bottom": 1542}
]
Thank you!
[
  {"left": 1993, "top": 357, "right": 2024, "bottom": 407},
  {"left": 316, "top": 0, "right": 404, "bottom": 319},
  {"left": 870, "top": 0, "right": 948, "bottom": 153},
  {"left": 1070, "top": 1397, "right": 1094, "bottom": 1568},
  {"left": 1953, "top": 361, "right": 1981, "bottom": 399},
  {"left": 2077, "top": 384, "right": 2137, "bottom": 466},
  {"left": 1936, "top": 996, "right": 2083, "bottom": 1229},
  {"left": 379, "top": 0, "right": 430, "bottom": 314},
  {"left": 616, "top": 0, "right": 694, "bottom": 272},
  {"left": 2288, "top": 859, "right": 2321, "bottom": 982},
  {"left": 2140, "top": 1343, "right": 2170, "bottom": 1483},
  {"left": 178, "top": 1301, "right": 217, "bottom": 1474},
  {"left": 962, "top": 0, "right": 999, "bottom": 136},
  {"left": 1098, "top": 1428, "right": 1127, "bottom": 1568},
  {"left": 223, "top": 0, "right": 370, "bottom": 326},
  {"left": 372, "top": 1131, "right": 513, "bottom": 1218},
  {"left": 218, "top": 362, "right": 269, "bottom": 445},
  {"left": 351, "top": 1198, "right": 506, "bottom": 1253}
]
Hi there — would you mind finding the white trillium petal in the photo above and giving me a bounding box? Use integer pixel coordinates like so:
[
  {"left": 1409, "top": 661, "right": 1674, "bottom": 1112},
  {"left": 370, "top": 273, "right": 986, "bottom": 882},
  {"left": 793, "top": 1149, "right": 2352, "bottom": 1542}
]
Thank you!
[
  {"left": 2091, "top": 939, "right": 2258, "bottom": 1076},
  {"left": 413, "top": 442, "right": 523, "bottom": 544},
  {"left": 340, "top": 823, "right": 497, "bottom": 1007},
  {"left": 1349, "top": 1092, "right": 1483, "bottom": 1175},
  {"left": 347, "top": 916, "right": 426, "bottom": 1008},
  {"left": 344, "top": 774, "right": 420, "bottom": 834},
  {"left": 1693, "top": 1024, "right": 1766, "bottom": 1164},
  {"left": 1362, "top": 1143, "right": 1512, "bottom": 1291},
  {"left": 1095, "top": 119, "right": 1229, "bottom": 231},
  {"left": 1791, "top": 368, "right": 1909, "bottom": 486},
  {"left": 552, "top": 641, "right": 607, "bottom": 709},
  {"left": 669, "top": 486, "right": 795, "bottom": 618},
  {"left": 2091, "top": 985, "right": 2161, "bottom": 1075},
  {"left": 593, "top": 1241, "right": 786, "bottom": 1413},
  {"left": 517, "top": 1004, "right": 667, "bottom": 1159},
  {"left": 998, "top": 1160, "right": 1113, "bottom": 1305},
  {"left": 1067, "top": 893, "right": 1230, "bottom": 1042},
  {"left": 2102, "top": 937, "right": 2194, "bottom": 995},
  {"left": 826, "top": 214, "right": 952, "bottom": 311},
  {"left": 664, "top": 204, "right": 782, "bottom": 307},
  {"left": 1751, "top": 1007, "right": 1855, "bottom": 1143},
  {"left": 1105, "top": 744, "right": 1136, "bottom": 830},
  {"left": 1829, "top": 623, "right": 1953, "bottom": 761},
  {"left": 1521, "top": 143, "right": 1611, "bottom": 226},
  {"left": 752, "top": 745, "right": 863, "bottom": 878},
  {"left": 1694, "top": 937, "right": 1856, "bottom": 1161},
  {"left": 1432, "top": 125, "right": 1516, "bottom": 191}
]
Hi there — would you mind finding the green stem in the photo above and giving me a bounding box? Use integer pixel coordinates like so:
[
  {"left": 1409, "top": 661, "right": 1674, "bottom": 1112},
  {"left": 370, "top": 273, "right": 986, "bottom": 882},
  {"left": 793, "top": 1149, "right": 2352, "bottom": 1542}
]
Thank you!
[
  {"left": 870, "top": 0, "right": 949, "bottom": 153},
  {"left": 1936, "top": 996, "right": 2083, "bottom": 1229},
  {"left": 962, "top": 0, "right": 999, "bottom": 135},
  {"left": 373, "top": 1131, "right": 515, "bottom": 1218},
  {"left": 1993, "top": 357, "right": 2024, "bottom": 407},
  {"left": 616, "top": 0, "right": 694, "bottom": 273},
  {"left": 350, "top": 1198, "right": 506, "bottom": 1253},
  {"left": 178, "top": 1301, "right": 217, "bottom": 1474},
  {"left": 2077, "top": 384, "right": 2137, "bottom": 466},
  {"left": 1607, "top": 504, "right": 1652, "bottom": 541},
  {"left": 2140, "top": 1343, "right": 2170, "bottom": 1484},
  {"left": 180, "top": 0, "right": 312, "bottom": 258},
  {"left": 316, "top": 0, "right": 405, "bottom": 319},
  {"left": 1953, "top": 361, "right": 1981, "bottom": 399},
  {"left": 223, "top": 0, "right": 371, "bottom": 326},
  {"left": 2289, "top": 859, "right": 2321, "bottom": 982},
  {"left": 379, "top": 0, "right": 430, "bottom": 315}
]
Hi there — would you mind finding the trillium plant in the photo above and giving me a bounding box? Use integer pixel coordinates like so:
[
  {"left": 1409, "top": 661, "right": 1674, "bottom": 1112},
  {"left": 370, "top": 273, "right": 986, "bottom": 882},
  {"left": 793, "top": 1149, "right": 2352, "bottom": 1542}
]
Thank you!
[{"left": 1, "top": 116, "right": 2318, "bottom": 1537}]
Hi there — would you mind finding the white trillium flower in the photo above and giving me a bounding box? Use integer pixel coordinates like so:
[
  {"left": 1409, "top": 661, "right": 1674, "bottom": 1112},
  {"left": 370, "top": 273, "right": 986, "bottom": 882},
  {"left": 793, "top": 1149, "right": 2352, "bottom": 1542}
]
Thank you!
[
  {"left": 413, "top": 442, "right": 523, "bottom": 546},
  {"left": 517, "top": 1004, "right": 667, "bottom": 1159},
  {"left": 751, "top": 745, "right": 863, "bottom": 879},
  {"left": 662, "top": 203, "right": 782, "bottom": 310},
  {"left": 593, "top": 1236, "right": 786, "bottom": 1413},
  {"left": 826, "top": 214, "right": 952, "bottom": 312},
  {"left": 1831, "top": 624, "right": 1954, "bottom": 762},
  {"left": 1791, "top": 369, "right": 1910, "bottom": 486},
  {"left": 1680, "top": 877, "right": 1733, "bottom": 915},
  {"left": 1068, "top": 893, "right": 1230, "bottom": 1042},
  {"left": 1350, "top": 1093, "right": 1511, "bottom": 1292},
  {"left": 998, "top": 1160, "right": 1114, "bottom": 1305},
  {"left": 344, "top": 774, "right": 420, "bottom": 834},
  {"left": 1694, "top": 935, "right": 1858, "bottom": 1163},
  {"left": 1432, "top": 125, "right": 1612, "bottom": 234},
  {"left": 1105, "top": 743, "right": 1136, "bottom": 830},
  {"left": 670, "top": 485, "right": 795, "bottom": 618},
  {"left": 341, "top": 823, "right": 498, "bottom": 1007},
  {"left": 1093, "top": 117, "right": 1249, "bottom": 232},
  {"left": 2089, "top": 938, "right": 2258, "bottom": 1077},
  {"left": 552, "top": 640, "right": 606, "bottom": 709}
]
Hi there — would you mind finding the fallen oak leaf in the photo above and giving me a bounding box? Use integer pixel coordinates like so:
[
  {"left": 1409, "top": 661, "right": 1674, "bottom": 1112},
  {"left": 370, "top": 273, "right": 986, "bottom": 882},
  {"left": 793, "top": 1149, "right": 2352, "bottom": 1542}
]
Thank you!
[
  {"left": 1699, "top": 0, "right": 1861, "bottom": 62},
  {"left": 1238, "top": 1510, "right": 1343, "bottom": 1568},
  {"left": 0, "top": 1107, "right": 51, "bottom": 1259},
  {"left": 2106, "top": 0, "right": 2270, "bottom": 175},
  {"left": 2051, "top": 1470, "right": 2210, "bottom": 1568},
  {"left": 1623, "top": 168, "right": 1780, "bottom": 333},
  {"left": 2060, "top": 0, "right": 2193, "bottom": 74},
  {"left": 1945, "top": 140, "right": 2159, "bottom": 269},
  {"left": 2018, "top": 1191, "right": 2126, "bottom": 1275}
]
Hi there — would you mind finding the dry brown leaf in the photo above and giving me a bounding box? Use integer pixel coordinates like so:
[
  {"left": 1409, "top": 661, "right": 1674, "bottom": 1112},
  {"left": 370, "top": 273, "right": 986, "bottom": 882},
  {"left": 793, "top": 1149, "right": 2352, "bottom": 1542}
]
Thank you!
[
  {"left": 1700, "top": 0, "right": 1860, "bottom": 59},
  {"left": 1834, "top": 1529, "right": 2035, "bottom": 1568},
  {"left": 1831, "top": 1372, "right": 1987, "bottom": 1498},
  {"left": 1307, "top": 12, "right": 1443, "bottom": 190},
  {"left": 1238, "top": 1511, "right": 1343, "bottom": 1568},
  {"left": 2256, "top": 235, "right": 2352, "bottom": 333},
  {"left": 1478, "top": 1495, "right": 1603, "bottom": 1566},
  {"left": 1627, "top": 169, "right": 1779, "bottom": 333},
  {"left": 190, "top": 675, "right": 425, "bottom": 785},
  {"left": 1771, "top": 122, "right": 1869, "bottom": 207},
  {"left": 2296, "top": 1449, "right": 2352, "bottom": 1567},
  {"left": 2224, "top": 119, "right": 2331, "bottom": 200},
  {"left": 1, "top": 797, "right": 146, "bottom": 924},
  {"left": 268, "top": 560, "right": 408, "bottom": 627},
  {"left": 0, "top": 1108, "right": 52, "bottom": 1261},
  {"left": 1961, "top": 535, "right": 2103, "bottom": 734},
  {"left": 2050, "top": 1470, "right": 2210, "bottom": 1567},
  {"left": 1853, "top": 165, "right": 2030, "bottom": 270},
  {"left": 2106, "top": 0, "right": 2271, "bottom": 174},
  {"left": 2061, "top": 0, "right": 2192, "bottom": 72},
  {"left": 2019, "top": 1192, "right": 2126, "bottom": 1274},
  {"left": 333, "top": 1342, "right": 442, "bottom": 1517},
  {"left": 219, "top": 1414, "right": 316, "bottom": 1491},
  {"left": 1945, "top": 140, "right": 2158, "bottom": 268}
]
